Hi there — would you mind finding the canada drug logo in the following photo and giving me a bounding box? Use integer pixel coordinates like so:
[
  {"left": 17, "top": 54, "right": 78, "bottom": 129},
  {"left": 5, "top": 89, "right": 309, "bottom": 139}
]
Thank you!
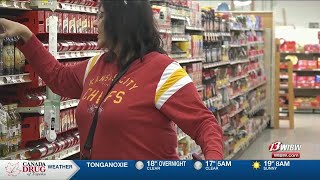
[
  {"left": 269, "top": 141, "right": 301, "bottom": 158},
  {"left": 5, "top": 162, "right": 21, "bottom": 177},
  {"left": 5, "top": 161, "right": 47, "bottom": 177},
  {"left": 22, "top": 161, "right": 47, "bottom": 176}
]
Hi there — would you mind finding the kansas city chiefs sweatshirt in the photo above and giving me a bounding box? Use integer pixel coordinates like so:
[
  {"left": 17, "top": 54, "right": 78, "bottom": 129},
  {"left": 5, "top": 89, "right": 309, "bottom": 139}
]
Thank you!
[{"left": 18, "top": 34, "right": 223, "bottom": 160}]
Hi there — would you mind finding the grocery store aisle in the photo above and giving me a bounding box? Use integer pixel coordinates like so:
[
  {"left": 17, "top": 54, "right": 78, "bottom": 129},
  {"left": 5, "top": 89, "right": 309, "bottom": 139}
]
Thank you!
[{"left": 238, "top": 114, "right": 320, "bottom": 160}]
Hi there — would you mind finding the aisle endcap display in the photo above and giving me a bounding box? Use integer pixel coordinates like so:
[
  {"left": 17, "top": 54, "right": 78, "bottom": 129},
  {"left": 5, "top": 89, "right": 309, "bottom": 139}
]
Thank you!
[{"left": 0, "top": 73, "right": 31, "bottom": 86}]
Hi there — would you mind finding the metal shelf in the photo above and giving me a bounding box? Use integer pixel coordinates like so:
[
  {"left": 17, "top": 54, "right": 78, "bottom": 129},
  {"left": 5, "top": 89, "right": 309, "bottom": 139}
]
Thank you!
[
  {"left": 57, "top": 50, "right": 103, "bottom": 60},
  {"left": 42, "top": 144, "right": 80, "bottom": 160},
  {"left": 31, "top": 1, "right": 98, "bottom": 14},
  {"left": 159, "top": 29, "right": 172, "bottom": 34},
  {"left": 217, "top": 83, "right": 230, "bottom": 89},
  {"left": 171, "top": 15, "right": 186, "bottom": 21},
  {"left": 185, "top": 26, "right": 204, "bottom": 31},
  {"left": 203, "top": 61, "right": 230, "bottom": 69},
  {"left": 172, "top": 36, "right": 189, "bottom": 42},
  {"left": 229, "top": 107, "right": 245, "bottom": 118},
  {"left": 249, "top": 54, "right": 264, "bottom": 59},
  {"left": 176, "top": 57, "right": 204, "bottom": 64},
  {"left": 203, "top": 96, "right": 221, "bottom": 107},
  {"left": 248, "top": 41, "right": 264, "bottom": 46},
  {"left": 229, "top": 74, "right": 248, "bottom": 83},
  {"left": 17, "top": 99, "right": 79, "bottom": 114},
  {"left": 248, "top": 67, "right": 261, "bottom": 73},
  {"left": 247, "top": 100, "right": 267, "bottom": 116},
  {"left": 230, "top": 59, "right": 250, "bottom": 65},
  {"left": 225, "top": 119, "right": 269, "bottom": 160},
  {"left": 0, "top": 73, "right": 31, "bottom": 86},
  {"left": 231, "top": 81, "right": 267, "bottom": 100},
  {"left": 229, "top": 44, "right": 248, "bottom": 48},
  {"left": 293, "top": 69, "right": 320, "bottom": 72}
]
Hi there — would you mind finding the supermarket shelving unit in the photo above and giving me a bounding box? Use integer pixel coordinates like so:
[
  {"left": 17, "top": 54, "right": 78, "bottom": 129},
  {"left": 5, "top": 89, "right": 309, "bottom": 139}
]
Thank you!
[
  {"left": 0, "top": 0, "right": 98, "bottom": 160},
  {"left": 280, "top": 51, "right": 320, "bottom": 113},
  {"left": 274, "top": 39, "right": 295, "bottom": 129}
]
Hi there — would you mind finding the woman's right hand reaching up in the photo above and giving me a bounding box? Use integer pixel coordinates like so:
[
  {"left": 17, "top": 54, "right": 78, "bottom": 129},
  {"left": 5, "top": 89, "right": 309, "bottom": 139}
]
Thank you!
[{"left": 0, "top": 18, "right": 33, "bottom": 42}]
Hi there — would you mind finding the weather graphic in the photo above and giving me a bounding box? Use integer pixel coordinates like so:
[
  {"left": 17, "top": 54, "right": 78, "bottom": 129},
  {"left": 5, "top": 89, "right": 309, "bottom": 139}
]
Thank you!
[{"left": 252, "top": 161, "right": 261, "bottom": 170}]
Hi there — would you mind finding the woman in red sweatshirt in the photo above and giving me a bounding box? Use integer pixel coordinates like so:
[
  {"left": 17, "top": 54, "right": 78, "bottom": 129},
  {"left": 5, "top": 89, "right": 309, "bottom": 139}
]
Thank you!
[{"left": 0, "top": 0, "right": 223, "bottom": 160}]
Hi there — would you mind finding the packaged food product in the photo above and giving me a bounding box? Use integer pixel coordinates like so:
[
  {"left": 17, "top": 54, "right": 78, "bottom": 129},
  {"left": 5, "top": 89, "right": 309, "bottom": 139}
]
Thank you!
[
  {"left": 63, "top": 13, "right": 69, "bottom": 33},
  {"left": 76, "top": 14, "right": 82, "bottom": 33},
  {"left": 82, "top": 14, "right": 88, "bottom": 34},
  {"left": 69, "top": 13, "right": 76, "bottom": 33}
]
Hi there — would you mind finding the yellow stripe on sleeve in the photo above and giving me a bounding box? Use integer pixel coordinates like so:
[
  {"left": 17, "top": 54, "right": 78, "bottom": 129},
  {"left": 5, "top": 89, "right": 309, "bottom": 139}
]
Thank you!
[{"left": 155, "top": 68, "right": 188, "bottom": 103}]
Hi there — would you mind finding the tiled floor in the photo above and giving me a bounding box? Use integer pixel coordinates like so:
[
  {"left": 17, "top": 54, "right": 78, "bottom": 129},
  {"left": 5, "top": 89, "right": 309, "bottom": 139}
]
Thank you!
[{"left": 238, "top": 114, "right": 320, "bottom": 160}]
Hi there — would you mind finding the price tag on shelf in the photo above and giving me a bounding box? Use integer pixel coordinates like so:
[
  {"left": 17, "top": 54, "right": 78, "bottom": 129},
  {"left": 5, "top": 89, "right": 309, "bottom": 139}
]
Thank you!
[
  {"left": 79, "top": 5, "right": 84, "bottom": 11},
  {"left": 16, "top": 75, "right": 22, "bottom": 83},
  {"left": 4, "top": 76, "right": 12, "bottom": 84},
  {"left": 72, "top": 52, "right": 78, "bottom": 58},
  {"left": 13, "top": 1, "right": 19, "bottom": 8},
  {"left": 88, "top": 6, "right": 93, "bottom": 13},
  {"left": 19, "top": 1, "right": 26, "bottom": 9},
  {"left": 65, "top": 3, "right": 71, "bottom": 11},
  {"left": 76, "top": 51, "right": 81, "bottom": 57}
]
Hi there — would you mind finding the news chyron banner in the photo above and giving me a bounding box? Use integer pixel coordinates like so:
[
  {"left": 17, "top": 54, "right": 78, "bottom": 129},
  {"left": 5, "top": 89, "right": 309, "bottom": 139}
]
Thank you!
[{"left": 0, "top": 160, "right": 319, "bottom": 179}]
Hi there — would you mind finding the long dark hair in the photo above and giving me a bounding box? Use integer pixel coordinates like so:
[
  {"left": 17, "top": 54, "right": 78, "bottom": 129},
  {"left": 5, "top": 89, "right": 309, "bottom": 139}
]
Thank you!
[{"left": 101, "top": 0, "right": 165, "bottom": 67}]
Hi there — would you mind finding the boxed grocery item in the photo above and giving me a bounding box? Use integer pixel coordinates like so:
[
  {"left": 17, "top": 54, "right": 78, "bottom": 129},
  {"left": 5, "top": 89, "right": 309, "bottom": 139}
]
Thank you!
[
  {"left": 45, "top": 11, "right": 53, "bottom": 33},
  {"left": 307, "top": 76, "right": 315, "bottom": 87},
  {"left": 63, "top": 13, "right": 69, "bottom": 33},
  {"left": 296, "top": 76, "right": 307, "bottom": 87},
  {"left": 69, "top": 13, "right": 76, "bottom": 33},
  {"left": 82, "top": 14, "right": 88, "bottom": 33},
  {"left": 91, "top": 15, "right": 96, "bottom": 34},
  {"left": 76, "top": 14, "right": 82, "bottom": 33},
  {"left": 57, "top": 12, "right": 63, "bottom": 33},
  {"left": 295, "top": 60, "right": 308, "bottom": 70},
  {"left": 316, "top": 75, "right": 320, "bottom": 87},
  {"left": 307, "top": 60, "right": 317, "bottom": 69}
]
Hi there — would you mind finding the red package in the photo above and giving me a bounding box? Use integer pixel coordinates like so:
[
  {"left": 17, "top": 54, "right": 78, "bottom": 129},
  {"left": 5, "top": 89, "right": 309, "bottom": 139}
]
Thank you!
[
  {"left": 307, "top": 60, "right": 317, "bottom": 69},
  {"left": 296, "top": 76, "right": 307, "bottom": 87},
  {"left": 297, "top": 60, "right": 308, "bottom": 70},
  {"left": 69, "top": 13, "right": 76, "bottom": 33},
  {"left": 63, "top": 13, "right": 69, "bottom": 33},
  {"left": 307, "top": 76, "right": 316, "bottom": 87},
  {"left": 91, "top": 15, "right": 96, "bottom": 34},
  {"left": 57, "top": 12, "right": 63, "bottom": 33},
  {"left": 82, "top": 14, "right": 87, "bottom": 34},
  {"left": 76, "top": 14, "right": 82, "bottom": 33}
]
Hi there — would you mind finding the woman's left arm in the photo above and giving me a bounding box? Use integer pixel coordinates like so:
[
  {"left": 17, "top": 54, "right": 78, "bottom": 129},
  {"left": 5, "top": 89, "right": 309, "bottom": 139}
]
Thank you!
[{"left": 155, "top": 62, "right": 224, "bottom": 160}]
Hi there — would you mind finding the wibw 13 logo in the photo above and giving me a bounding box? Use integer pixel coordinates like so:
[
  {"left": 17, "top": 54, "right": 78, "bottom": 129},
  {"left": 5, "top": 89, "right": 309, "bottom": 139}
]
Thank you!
[{"left": 269, "top": 141, "right": 302, "bottom": 152}]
